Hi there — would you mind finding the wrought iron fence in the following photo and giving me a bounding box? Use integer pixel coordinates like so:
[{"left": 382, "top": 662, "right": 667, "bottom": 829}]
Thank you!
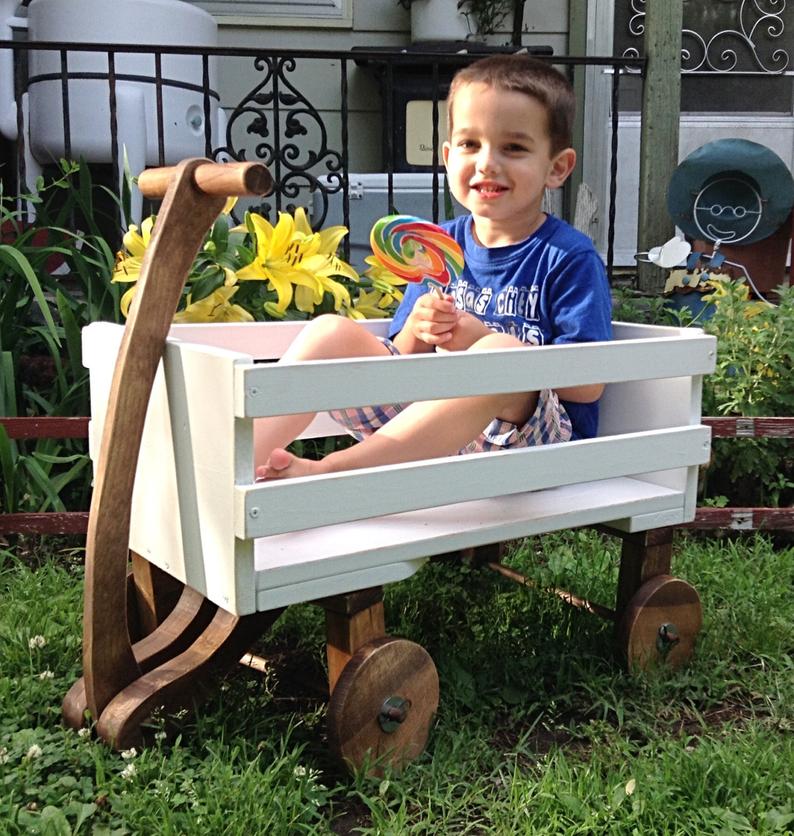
[{"left": 0, "top": 39, "right": 644, "bottom": 274}]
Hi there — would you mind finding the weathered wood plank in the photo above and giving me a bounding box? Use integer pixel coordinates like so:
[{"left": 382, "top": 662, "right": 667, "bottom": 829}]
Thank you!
[
  {"left": 0, "top": 512, "right": 89, "bottom": 535},
  {"left": 686, "top": 507, "right": 794, "bottom": 532},
  {"left": 0, "top": 417, "right": 89, "bottom": 439},
  {"left": 703, "top": 417, "right": 794, "bottom": 439}
]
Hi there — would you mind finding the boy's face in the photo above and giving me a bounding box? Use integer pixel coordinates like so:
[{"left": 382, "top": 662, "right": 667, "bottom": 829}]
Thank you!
[{"left": 443, "top": 82, "right": 575, "bottom": 246}]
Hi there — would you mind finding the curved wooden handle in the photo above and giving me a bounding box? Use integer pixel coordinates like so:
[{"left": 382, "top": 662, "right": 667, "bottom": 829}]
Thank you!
[
  {"left": 82, "top": 158, "right": 272, "bottom": 721},
  {"left": 138, "top": 160, "right": 273, "bottom": 199}
]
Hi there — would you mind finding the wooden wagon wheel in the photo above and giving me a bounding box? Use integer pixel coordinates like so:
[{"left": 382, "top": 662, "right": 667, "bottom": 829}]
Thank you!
[
  {"left": 617, "top": 575, "right": 703, "bottom": 670},
  {"left": 327, "top": 637, "right": 439, "bottom": 775},
  {"left": 62, "top": 159, "right": 273, "bottom": 739}
]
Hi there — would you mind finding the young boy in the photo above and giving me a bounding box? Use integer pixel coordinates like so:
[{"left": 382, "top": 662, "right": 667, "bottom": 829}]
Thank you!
[{"left": 255, "top": 54, "right": 611, "bottom": 480}]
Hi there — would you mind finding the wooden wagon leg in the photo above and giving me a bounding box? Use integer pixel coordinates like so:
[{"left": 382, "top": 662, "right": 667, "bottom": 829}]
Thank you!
[
  {"left": 612, "top": 526, "right": 702, "bottom": 669},
  {"left": 97, "top": 607, "right": 284, "bottom": 750},
  {"left": 69, "top": 160, "right": 271, "bottom": 724},
  {"left": 613, "top": 526, "right": 673, "bottom": 621},
  {"left": 63, "top": 585, "right": 217, "bottom": 730},
  {"left": 320, "top": 588, "right": 439, "bottom": 774},
  {"left": 129, "top": 552, "right": 184, "bottom": 640},
  {"left": 320, "top": 587, "right": 386, "bottom": 695}
]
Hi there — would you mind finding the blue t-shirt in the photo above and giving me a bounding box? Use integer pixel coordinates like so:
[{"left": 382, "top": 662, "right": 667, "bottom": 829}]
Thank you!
[{"left": 389, "top": 214, "right": 612, "bottom": 439}]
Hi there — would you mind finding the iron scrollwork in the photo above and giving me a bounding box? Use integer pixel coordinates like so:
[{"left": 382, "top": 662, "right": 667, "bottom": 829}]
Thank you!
[
  {"left": 213, "top": 55, "right": 344, "bottom": 226},
  {"left": 623, "top": 0, "right": 790, "bottom": 74}
]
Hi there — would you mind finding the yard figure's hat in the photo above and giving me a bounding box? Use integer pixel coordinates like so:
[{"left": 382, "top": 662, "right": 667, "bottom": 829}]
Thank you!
[{"left": 667, "top": 138, "right": 794, "bottom": 246}]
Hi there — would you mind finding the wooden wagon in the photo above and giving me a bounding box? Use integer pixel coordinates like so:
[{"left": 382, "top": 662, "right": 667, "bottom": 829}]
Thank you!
[{"left": 62, "top": 160, "right": 715, "bottom": 771}]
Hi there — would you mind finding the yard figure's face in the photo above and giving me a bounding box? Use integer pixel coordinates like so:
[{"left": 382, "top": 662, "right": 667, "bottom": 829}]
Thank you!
[
  {"left": 443, "top": 82, "right": 575, "bottom": 248},
  {"left": 693, "top": 174, "right": 763, "bottom": 244}
]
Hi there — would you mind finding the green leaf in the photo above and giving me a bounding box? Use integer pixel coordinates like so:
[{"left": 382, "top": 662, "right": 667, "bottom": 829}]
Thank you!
[
  {"left": 0, "top": 424, "right": 19, "bottom": 512},
  {"left": 0, "top": 351, "right": 17, "bottom": 416},
  {"left": 40, "top": 806, "right": 72, "bottom": 836},
  {"left": 558, "top": 793, "right": 587, "bottom": 819},
  {"left": 56, "top": 290, "right": 83, "bottom": 377},
  {"left": 0, "top": 244, "right": 61, "bottom": 348},
  {"left": 59, "top": 799, "right": 98, "bottom": 832},
  {"left": 763, "top": 807, "right": 794, "bottom": 831},
  {"left": 209, "top": 217, "right": 230, "bottom": 252},
  {"left": 21, "top": 455, "right": 66, "bottom": 512},
  {"left": 120, "top": 147, "right": 134, "bottom": 227},
  {"left": 189, "top": 269, "right": 226, "bottom": 304},
  {"left": 30, "top": 450, "right": 86, "bottom": 465},
  {"left": 49, "top": 455, "right": 90, "bottom": 495},
  {"left": 610, "top": 782, "right": 627, "bottom": 809}
]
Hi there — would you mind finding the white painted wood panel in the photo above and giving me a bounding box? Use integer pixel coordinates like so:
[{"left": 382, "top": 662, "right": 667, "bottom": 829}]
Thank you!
[
  {"left": 169, "top": 318, "right": 389, "bottom": 358},
  {"left": 257, "top": 560, "right": 424, "bottom": 611},
  {"left": 235, "top": 334, "right": 716, "bottom": 417},
  {"left": 253, "top": 476, "right": 683, "bottom": 589},
  {"left": 254, "top": 478, "right": 685, "bottom": 610},
  {"left": 169, "top": 319, "right": 701, "bottom": 356},
  {"left": 236, "top": 426, "right": 710, "bottom": 538}
]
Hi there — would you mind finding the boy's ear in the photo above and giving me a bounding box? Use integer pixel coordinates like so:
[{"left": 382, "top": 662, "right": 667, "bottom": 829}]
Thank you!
[
  {"left": 442, "top": 141, "right": 451, "bottom": 167},
  {"left": 546, "top": 148, "right": 577, "bottom": 189}
]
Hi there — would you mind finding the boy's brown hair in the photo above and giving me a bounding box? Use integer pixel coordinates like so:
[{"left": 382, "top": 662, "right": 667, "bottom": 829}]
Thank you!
[{"left": 447, "top": 54, "right": 575, "bottom": 154}]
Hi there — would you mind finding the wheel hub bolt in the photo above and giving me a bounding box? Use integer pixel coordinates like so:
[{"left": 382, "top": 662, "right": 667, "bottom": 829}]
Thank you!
[
  {"left": 378, "top": 696, "right": 410, "bottom": 733},
  {"left": 656, "top": 622, "right": 680, "bottom": 655}
]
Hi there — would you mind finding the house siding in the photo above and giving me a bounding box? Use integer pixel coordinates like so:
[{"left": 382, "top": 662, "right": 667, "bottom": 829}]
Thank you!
[{"left": 208, "top": 1, "right": 570, "bottom": 174}]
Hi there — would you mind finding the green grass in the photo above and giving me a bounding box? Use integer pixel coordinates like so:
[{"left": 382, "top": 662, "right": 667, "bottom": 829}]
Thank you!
[{"left": 0, "top": 530, "right": 792, "bottom": 835}]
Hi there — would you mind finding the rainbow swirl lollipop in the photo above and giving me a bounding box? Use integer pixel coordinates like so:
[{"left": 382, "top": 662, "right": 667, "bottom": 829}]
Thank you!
[{"left": 370, "top": 214, "right": 464, "bottom": 294}]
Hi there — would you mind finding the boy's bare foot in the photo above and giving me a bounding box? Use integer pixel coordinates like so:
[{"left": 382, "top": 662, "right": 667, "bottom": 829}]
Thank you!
[{"left": 256, "top": 447, "right": 325, "bottom": 481}]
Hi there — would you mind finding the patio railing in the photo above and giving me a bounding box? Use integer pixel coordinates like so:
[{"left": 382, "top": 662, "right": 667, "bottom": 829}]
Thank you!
[{"left": 0, "top": 39, "right": 644, "bottom": 277}]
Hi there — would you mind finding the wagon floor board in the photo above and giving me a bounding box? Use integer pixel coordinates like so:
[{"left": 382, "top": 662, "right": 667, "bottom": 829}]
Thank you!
[{"left": 253, "top": 477, "right": 683, "bottom": 601}]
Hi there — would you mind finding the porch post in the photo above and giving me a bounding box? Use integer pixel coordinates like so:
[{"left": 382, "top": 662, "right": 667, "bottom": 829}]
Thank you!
[{"left": 636, "top": 0, "right": 683, "bottom": 293}]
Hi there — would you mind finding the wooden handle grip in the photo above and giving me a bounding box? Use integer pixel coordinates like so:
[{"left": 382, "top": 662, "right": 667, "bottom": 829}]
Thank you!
[{"left": 138, "top": 161, "right": 273, "bottom": 199}]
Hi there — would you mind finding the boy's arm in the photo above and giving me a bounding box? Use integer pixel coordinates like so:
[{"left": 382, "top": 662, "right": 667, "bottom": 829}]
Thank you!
[{"left": 549, "top": 250, "right": 612, "bottom": 404}]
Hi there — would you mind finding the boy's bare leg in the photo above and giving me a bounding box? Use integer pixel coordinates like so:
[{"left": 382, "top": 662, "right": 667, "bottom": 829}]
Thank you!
[
  {"left": 260, "top": 333, "right": 538, "bottom": 479},
  {"left": 254, "top": 315, "right": 393, "bottom": 466}
]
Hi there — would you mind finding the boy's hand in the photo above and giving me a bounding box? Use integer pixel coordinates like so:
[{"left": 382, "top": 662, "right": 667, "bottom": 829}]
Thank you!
[
  {"left": 438, "top": 310, "right": 492, "bottom": 352},
  {"left": 394, "top": 291, "right": 459, "bottom": 352}
]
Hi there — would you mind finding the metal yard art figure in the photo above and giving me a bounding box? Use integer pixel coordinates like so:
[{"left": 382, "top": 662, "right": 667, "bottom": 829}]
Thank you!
[{"left": 643, "top": 138, "right": 794, "bottom": 302}]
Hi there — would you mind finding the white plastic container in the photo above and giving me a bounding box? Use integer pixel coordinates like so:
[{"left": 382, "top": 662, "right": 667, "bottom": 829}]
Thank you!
[{"left": 26, "top": 0, "right": 223, "bottom": 174}]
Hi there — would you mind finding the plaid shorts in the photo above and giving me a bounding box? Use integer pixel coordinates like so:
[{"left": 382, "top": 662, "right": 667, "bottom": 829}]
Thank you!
[{"left": 328, "top": 338, "right": 573, "bottom": 454}]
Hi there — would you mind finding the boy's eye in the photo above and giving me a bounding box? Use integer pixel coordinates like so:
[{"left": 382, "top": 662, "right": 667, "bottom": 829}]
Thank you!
[
  {"left": 456, "top": 139, "right": 477, "bottom": 149},
  {"left": 505, "top": 143, "right": 529, "bottom": 153}
]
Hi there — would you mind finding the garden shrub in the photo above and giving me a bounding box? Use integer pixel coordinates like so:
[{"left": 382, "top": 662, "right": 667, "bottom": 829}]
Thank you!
[{"left": 613, "top": 281, "right": 794, "bottom": 507}]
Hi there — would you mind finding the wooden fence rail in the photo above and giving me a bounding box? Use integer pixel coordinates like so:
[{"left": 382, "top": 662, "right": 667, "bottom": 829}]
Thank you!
[{"left": 1, "top": 416, "right": 792, "bottom": 536}]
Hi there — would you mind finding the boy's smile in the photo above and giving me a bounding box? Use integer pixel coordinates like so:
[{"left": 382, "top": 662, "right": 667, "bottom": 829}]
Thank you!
[{"left": 443, "top": 82, "right": 575, "bottom": 247}]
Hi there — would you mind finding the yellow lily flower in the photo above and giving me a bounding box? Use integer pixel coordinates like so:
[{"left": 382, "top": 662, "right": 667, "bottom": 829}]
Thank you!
[
  {"left": 360, "top": 256, "right": 406, "bottom": 313},
  {"left": 349, "top": 288, "right": 393, "bottom": 319},
  {"left": 295, "top": 205, "right": 360, "bottom": 284},
  {"left": 236, "top": 212, "right": 323, "bottom": 313},
  {"left": 294, "top": 207, "right": 354, "bottom": 273},
  {"left": 119, "top": 283, "right": 138, "bottom": 318},
  {"left": 363, "top": 255, "right": 409, "bottom": 289},
  {"left": 173, "top": 286, "right": 254, "bottom": 323},
  {"left": 299, "top": 253, "right": 354, "bottom": 311},
  {"left": 113, "top": 203, "right": 366, "bottom": 323},
  {"left": 112, "top": 216, "right": 156, "bottom": 283}
]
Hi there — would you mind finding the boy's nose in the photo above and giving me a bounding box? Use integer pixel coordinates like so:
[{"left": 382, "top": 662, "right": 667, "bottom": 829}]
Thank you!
[{"left": 475, "top": 147, "right": 499, "bottom": 175}]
